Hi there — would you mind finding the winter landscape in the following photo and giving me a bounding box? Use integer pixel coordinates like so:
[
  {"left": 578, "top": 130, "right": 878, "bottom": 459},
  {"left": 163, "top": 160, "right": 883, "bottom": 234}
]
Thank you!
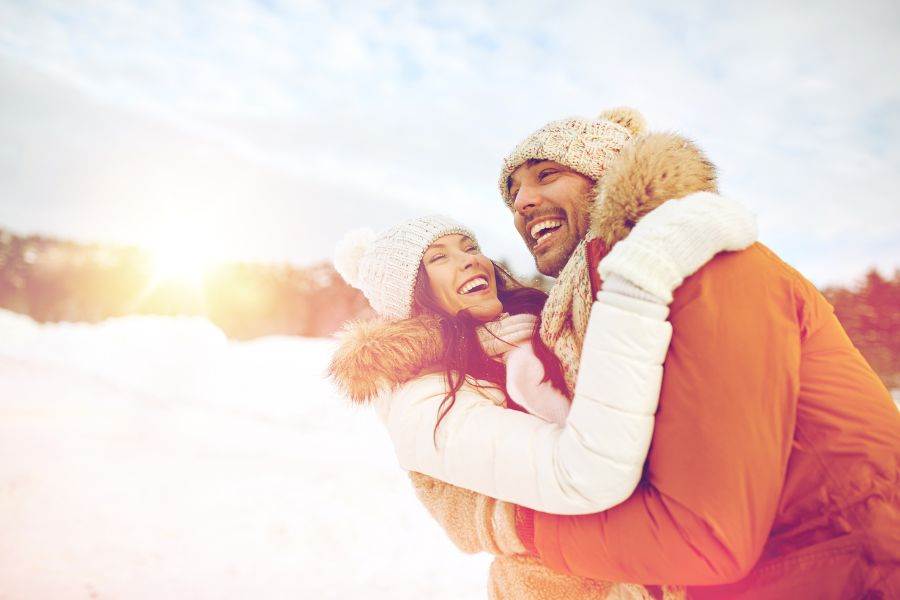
[
  {"left": 2, "top": 2, "right": 899, "bottom": 597},
  {"left": 0, "top": 309, "right": 492, "bottom": 599}
]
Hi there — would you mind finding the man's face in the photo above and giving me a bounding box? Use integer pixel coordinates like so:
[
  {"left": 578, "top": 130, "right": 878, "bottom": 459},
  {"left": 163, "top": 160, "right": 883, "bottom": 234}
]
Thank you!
[{"left": 508, "top": 160, "right": 594, "bottom": 277}]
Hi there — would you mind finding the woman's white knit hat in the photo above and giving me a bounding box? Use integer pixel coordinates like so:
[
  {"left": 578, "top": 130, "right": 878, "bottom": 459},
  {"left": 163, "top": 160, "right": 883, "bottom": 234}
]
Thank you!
[
  {"left": 498, "top": 107, "right": 647, "bottom": 207},
  {"left": 333, "top": 215, "right": 477, "bottom": 320}
]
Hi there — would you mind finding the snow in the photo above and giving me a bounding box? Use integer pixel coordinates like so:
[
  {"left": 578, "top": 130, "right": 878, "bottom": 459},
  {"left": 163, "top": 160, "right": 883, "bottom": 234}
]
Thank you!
[{"left": 0, "top": 310, "right": 491, "bottom": 599}]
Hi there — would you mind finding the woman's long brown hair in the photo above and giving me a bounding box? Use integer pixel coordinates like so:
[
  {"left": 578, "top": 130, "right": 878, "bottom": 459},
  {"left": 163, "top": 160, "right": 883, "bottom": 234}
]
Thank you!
[{"left": 411, "top": 261, "right": 568, "bottom": 444}]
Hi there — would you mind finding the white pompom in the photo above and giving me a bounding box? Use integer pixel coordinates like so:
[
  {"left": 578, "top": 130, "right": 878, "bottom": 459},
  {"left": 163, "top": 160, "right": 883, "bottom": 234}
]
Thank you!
[{"left": 333, "top": 228, "right": 377, "bottom": 288}]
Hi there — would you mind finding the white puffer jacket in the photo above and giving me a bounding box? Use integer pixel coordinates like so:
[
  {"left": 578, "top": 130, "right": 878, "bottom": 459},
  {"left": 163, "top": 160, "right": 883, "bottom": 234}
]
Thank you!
[{"left": 373, "top": 296, "right": 671, "bottom": 515}]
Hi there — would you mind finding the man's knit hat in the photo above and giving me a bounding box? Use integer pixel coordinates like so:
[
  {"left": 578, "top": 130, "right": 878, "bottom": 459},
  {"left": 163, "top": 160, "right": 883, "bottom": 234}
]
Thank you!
[
  {"left": 333, "top": 215, "right": 477, "bottom": 320},
  {"left": 498, "top": 107, "right": 647, "bottom": 207}
]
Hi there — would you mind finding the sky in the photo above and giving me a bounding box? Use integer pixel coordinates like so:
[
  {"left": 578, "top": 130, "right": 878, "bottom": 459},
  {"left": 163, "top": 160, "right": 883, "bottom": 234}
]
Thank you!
[{"left": 0, "top": 0, "right": 898, "bottom": 286}]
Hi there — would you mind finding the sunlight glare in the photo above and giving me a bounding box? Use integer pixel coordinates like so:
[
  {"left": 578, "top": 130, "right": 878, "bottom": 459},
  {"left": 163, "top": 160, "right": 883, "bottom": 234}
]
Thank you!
[{"left": 148, "top": 229, "right": 224, "bottom": 285}]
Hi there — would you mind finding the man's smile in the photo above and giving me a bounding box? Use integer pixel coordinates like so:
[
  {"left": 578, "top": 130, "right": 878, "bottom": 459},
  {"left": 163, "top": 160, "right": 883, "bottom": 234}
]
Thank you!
[{"left": 526, "top": 216, "right": 566, "bottom": 253}]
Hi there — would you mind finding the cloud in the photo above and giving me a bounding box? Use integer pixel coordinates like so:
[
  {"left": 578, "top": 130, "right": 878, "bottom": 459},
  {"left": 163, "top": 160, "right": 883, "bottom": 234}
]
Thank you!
[{"left": 0, "top": 0, "right": 897, "bottom": 284}]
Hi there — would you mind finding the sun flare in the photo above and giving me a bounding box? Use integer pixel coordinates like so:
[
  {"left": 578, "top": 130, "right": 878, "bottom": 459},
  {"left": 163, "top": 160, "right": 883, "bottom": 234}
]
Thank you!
[{"left": 146, "top": 230, "right": 225, "bottom": 285}]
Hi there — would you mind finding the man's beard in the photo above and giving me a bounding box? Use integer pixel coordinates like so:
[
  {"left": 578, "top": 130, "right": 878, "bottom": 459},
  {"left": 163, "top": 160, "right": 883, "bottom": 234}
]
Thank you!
[
  {"left": 534, "top": 197, "right": 592, "bottom": 278},
  {"left": 535, "top": 233, "right": 581, "bottom": 278}
]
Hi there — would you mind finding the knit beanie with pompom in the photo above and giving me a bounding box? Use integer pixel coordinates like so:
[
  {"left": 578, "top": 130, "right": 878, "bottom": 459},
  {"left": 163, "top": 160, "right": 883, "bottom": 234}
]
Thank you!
[
  {"left": 333, "top": 215, "right": 477, "bottom": 320},
  {"left": 498, "top": 107, "right": 648, "bottom": 207}
]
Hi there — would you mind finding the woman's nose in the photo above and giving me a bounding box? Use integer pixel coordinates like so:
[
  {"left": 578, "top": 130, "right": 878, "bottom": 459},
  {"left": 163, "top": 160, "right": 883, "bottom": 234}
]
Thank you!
[{"left": 456, "top": 251, "right": 476, "bottom": 270}]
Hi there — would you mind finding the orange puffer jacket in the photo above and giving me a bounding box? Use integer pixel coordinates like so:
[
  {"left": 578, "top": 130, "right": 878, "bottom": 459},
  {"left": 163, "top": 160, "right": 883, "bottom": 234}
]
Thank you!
[{"left": 517, "top": 241, "right": 900, "bottom": 600}]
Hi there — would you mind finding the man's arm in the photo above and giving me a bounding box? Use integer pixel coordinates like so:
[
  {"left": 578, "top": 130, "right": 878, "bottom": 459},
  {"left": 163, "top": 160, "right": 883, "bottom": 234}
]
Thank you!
[{"left": 522, "top": 246, "right": 802, "bottom": 585}]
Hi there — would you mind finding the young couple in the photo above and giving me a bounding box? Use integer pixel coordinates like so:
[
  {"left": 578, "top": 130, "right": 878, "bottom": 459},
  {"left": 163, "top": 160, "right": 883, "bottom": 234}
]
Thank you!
[{"left": 329, "top": 108, "right": 899, "bottom": 599}]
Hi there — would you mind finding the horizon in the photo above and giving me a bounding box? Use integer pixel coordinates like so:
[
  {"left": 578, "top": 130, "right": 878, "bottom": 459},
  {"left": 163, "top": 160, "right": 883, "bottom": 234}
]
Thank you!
[{"left": 3, "top": 221, "right": 896, "bottom": 295}]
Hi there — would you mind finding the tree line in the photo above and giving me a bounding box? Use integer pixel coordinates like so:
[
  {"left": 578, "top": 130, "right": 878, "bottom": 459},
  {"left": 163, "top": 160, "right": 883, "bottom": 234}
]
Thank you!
[
  {"left": 0, "top": 228, "right": 371, "bottom": 339},
  {"left": 0, "top": 227, "right": 896, "bottom": 388}
]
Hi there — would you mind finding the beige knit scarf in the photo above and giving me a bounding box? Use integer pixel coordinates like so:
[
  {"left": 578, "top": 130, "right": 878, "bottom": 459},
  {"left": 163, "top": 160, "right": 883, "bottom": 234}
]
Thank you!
[{"left": 539, "top": 237, "right": 596, "bottom": 393}]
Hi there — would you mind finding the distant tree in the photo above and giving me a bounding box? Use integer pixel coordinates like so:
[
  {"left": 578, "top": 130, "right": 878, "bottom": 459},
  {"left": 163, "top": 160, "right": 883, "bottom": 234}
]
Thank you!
[{"left": 824, "top": 269, "right": 900, "bottom": 388}]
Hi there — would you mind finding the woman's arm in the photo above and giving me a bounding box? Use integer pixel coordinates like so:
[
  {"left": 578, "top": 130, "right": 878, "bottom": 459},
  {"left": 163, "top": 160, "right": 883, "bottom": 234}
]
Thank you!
[{"left": 378, "top": 296, "right": 671, "bottom": 515}]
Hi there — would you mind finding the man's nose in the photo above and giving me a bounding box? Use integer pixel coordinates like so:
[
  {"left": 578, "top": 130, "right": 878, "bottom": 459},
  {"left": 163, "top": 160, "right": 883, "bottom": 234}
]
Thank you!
[{"left": 513, "top": 185, "right": 540, "bottom": 215}]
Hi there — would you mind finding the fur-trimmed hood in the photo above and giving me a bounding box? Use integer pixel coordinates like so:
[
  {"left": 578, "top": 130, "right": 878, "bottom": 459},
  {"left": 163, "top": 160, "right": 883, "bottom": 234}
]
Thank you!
[
  {"left": 329, "top": 132, "right": 717, "bottom": 403},
  {"left": 590, "top": 132, "right": 717, "bottom": 245},
  {"left": 329, "top": 314, "right": 445, "bottom": 404}
]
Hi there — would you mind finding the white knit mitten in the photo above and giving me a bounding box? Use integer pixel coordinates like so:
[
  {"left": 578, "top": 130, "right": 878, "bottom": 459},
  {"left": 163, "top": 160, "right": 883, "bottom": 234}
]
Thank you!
[{"left": 598, "top": 192, "right": 757, "bottom": 303}]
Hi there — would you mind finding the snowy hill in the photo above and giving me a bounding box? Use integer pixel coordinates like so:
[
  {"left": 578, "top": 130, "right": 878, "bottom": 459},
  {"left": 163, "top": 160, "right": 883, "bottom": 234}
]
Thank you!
[{"left": 0, "top": 310, "right": 491, "bottom": 599}]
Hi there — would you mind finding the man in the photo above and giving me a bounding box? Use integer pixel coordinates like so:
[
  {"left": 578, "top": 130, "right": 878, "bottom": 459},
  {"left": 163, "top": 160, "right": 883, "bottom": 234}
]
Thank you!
[{"left": 495, "top": 107, "right": 900, "bottom": 598}]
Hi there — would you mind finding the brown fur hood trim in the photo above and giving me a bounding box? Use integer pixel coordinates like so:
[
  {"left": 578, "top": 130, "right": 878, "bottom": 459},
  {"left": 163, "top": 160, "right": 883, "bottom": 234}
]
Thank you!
[
  {"left": 329, "top": 315, "right": 444, "bottom": 404},
  {"left": 590, "top": 132, "right": 718, "bottom": 247}
]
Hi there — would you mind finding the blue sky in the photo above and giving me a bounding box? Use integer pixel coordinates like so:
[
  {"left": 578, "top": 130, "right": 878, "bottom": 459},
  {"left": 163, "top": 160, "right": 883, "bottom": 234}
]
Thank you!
[{"left": 1, "top": 0, "right": 898, "bottom": 286}]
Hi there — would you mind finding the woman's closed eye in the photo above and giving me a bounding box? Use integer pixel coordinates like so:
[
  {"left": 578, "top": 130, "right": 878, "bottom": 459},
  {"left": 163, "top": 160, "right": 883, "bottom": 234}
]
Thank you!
[{"left": 428, "top": 253, "right": 446, "bottom": 264}]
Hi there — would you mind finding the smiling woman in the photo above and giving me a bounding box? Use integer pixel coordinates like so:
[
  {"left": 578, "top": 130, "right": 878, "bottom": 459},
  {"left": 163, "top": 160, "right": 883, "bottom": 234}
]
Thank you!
[{"left": 331, "top": 214, "right": 573, "bottom": 441}]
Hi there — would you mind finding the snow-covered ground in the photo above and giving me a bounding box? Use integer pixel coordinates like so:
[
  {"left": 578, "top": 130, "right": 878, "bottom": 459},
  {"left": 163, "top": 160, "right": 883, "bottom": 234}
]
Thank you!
[{"left": 0, "top": 310, "right": 491, "bottom": 599}]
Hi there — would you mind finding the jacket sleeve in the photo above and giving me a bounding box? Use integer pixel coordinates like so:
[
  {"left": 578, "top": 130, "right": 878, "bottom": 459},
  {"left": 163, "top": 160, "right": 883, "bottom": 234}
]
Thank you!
[
  {"left": 375, "top": 296, "right": 672, "bottom": 515},
  {"left": 523, "top": 247, "right": 802, "bottom": 584}
]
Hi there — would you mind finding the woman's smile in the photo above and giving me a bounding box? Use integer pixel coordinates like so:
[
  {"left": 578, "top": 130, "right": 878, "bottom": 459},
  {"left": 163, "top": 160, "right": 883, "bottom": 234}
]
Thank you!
[
  {"left": 422, "top": 233, "right": 503, "bottom": 321},
  {"left": 457, "top": 274, "right": 491, "bottom": 296}
]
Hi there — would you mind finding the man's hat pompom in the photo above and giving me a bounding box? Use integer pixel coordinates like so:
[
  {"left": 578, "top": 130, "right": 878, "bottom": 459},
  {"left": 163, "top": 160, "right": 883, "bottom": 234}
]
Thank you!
[
  {"left": 333, "top": 228, "right": 377, "bottom": 288},
  {"left": 598, "top": 107, "right": 647, "bottom": 137}
]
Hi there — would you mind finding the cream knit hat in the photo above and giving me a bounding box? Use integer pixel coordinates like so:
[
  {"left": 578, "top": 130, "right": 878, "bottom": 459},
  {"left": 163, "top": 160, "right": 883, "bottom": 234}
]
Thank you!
[
  {"left": 333, "top": 215, "right": 477, "bottom": 320},
  {"left": 498, "top": 107, "right": 648, "bottom": 207}
]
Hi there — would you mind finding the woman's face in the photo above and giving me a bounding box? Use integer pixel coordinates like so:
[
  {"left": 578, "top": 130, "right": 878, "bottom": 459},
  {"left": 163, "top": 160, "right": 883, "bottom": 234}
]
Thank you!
[{"left": 422, "top": 234, "right": 503, "bottom": 322}]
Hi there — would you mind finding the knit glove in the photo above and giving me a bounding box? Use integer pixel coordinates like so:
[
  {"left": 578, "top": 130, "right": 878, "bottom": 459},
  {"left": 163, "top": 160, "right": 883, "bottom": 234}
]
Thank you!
[
  {"left": 408, "top": 472, "right": 525, "bottom": 556},
  {"left": 598, "top": 191, "right": 757, "bottom": 303}
]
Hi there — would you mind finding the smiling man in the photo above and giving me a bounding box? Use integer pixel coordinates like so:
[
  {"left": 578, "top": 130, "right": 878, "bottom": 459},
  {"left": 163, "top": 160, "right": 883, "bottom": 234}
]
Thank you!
[
  {"left": 417, "top": 107, "right": 899, "bottom": 599},
  {"left": 494, "top": 107, "right": 900, "bottom": 599}
]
